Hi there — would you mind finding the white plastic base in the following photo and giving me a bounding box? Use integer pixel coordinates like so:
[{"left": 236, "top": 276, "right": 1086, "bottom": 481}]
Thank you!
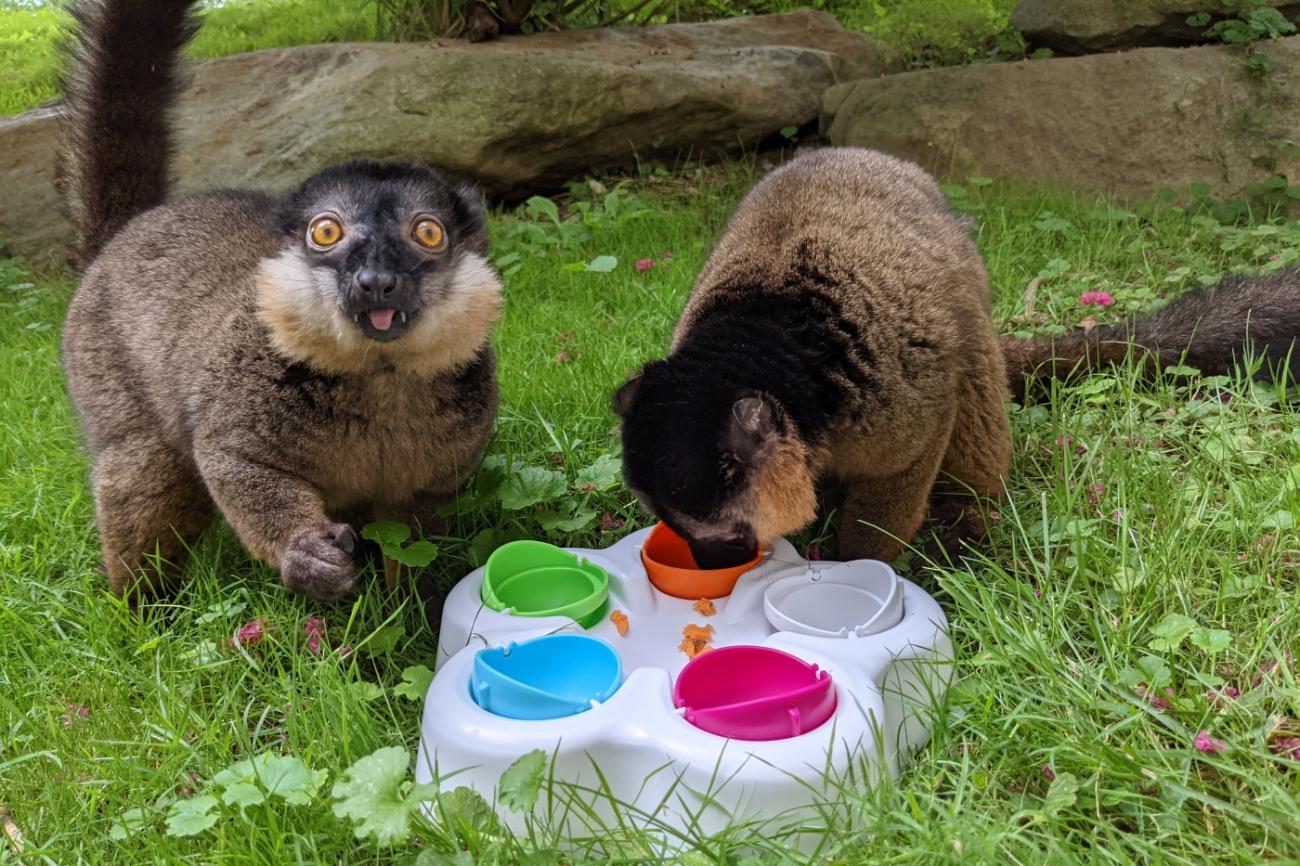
[{"left": 415, "top": 527, "right": 953, "bottom": 841}]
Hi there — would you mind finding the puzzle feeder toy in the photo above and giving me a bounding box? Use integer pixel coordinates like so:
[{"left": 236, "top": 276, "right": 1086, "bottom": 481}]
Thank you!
[{"left": 416, "top": 523, "right": 954, "bottom": 838}]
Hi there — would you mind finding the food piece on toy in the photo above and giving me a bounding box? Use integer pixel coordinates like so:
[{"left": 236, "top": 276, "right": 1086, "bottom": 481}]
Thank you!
[
  {"left": 679, "top": 623, "right": 714, "bottom": 659},
  {"left": 692, "top": 598, "right": 716, "bottom": 617},
  {"left": 610, "top": 609, "right": 629, "bottom": 636}
]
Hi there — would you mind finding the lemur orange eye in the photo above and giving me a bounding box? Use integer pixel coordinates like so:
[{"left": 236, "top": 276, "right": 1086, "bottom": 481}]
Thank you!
[
  {"left": 307, "top": 215, "right": 344, "bottom": 249},
  {"left": 412, "top": 217, "right": 445, "bottom": 250}
]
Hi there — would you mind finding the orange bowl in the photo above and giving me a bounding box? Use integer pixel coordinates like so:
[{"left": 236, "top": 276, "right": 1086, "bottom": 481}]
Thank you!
[{"left": 640, "top": 522, "right": 763, "bottom": 600}]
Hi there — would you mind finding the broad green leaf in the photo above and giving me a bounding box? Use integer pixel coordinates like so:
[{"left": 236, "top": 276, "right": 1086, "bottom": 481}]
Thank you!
[
  {"left": 499, "top": 467, "right": 567, "bottom": 510},
  {"left": 1112, "top": 566, "right": 1146, "bottom": 594},
  {"left": 548, "top": 509, "right": 597, "bottom": 533},
  {"left": 257, "top": 756, "right": 326, "bottom": 806},
  {"left": 1164, "top": 364, "right": 1201, "bottom": 377},
  {"left": 435, "top": 786, "right": 499, "bottom": 837},
  {"left": 574, "top": 453, "right": 622, "bottom": 491},
  {"left": 364, "top": 624, "right": 406, "bottom": 655},
  {"left": 1072, "top": 377, "right": 1116, "bottom": 397},
  {"left": 1121, "top": 654, "right": 1172, "bottom": 688},
  {"left": 394, "top": 665, "right": 435, "bottom": 702},
  {"left": 1261, "top": 510, "right": 1295, "bottom": 530},
  {"left": 351, "top": 681, "right": 385, "bottom": 703},
  {"left": 395, "top": 540, "right": 439, "bottom": 568},
  {"left": 1190, "top": 627, "right": 1232, "bottom": 654},
  {"left": 1043, "top": 772, "right": 1079, "bottom": 816},
  {"left": 332, "top": 747, "right": 437, "bottom": 847},
  {"left": 195, "top": 599, "right": 246, "bottom": 625},
  {"left": 468, "top": 528, "right": 503, "bottom": 567},
  {"left": 524, "top": 195, "right": 560, "bottom": 225},
  {"left": 1033, "top": 216, "right": 1073, "bottom": 233},
  {"left": 362, "top": 521, "right": 410, "bottom": 546},
  {"left": 220, "top": 781, "right": 265, "bottom": 810},
  {"left": 499, "top": 749, "right": 547, "bottom": 813},
  {"left": 109, "top": 807, "right": 150, "bottom": 840},
  {"left": 165, "top": 795, "right": 219, "bottom": 837},
  {"left": 213, "top": 754, "right": 325, "bottom": 808},
  {"left": 1149, "top": 613, "right": 1198, "bottom": 651}
]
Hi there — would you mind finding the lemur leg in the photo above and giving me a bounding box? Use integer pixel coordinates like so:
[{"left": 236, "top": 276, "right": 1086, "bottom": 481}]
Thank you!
[
  {"left": 838, "top": 434, "right": 952, "bottom": 563},
  {"left": 930, "top": 351, "right": 1012, "bottom": 556},
  {"left": 195, "top": 449, "right": 357, "bottom": 601},
  {"left": 93, "top": 437, "right": 214, "bottom": 597}
]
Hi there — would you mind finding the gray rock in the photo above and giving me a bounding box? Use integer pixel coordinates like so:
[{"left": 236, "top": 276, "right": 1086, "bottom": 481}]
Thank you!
[
  {"left": 0, "top": 11, "right": 892, "bottom": 266},
  {"left": 1012, "top": 0, "right": 1300, "bottom": 54},
  {"left": 823, "top": 37, "right": 1300, "bottom": 200}
]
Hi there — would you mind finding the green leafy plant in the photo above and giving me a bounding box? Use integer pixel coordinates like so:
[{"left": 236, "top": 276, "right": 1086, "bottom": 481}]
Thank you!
[
  {"left": 116, "top": 754, "right": 329, "bottom": 839},
  {"left": 330, "top": 746, "right": 539, "bottom": 846},
  {"left": 394, "top": 664, "right": 436, "bottom": 701},
  {"left": 490, "top": 188, "right": 651, "bottom": 277},
  {"left": 361, "top": 521, "right": 439, "bottom": 568},
  {"left": 437, "top": 450, "right": 624, "bottom": 563},
  {"left": 498, "top": 749, "right": 547, "bottom": 812},
  {"left": 1198, "top": 1, "right": 1297, "bottom": 44},
  {"left": 332, "top": 746, "right": 438, "bottom": 847}
]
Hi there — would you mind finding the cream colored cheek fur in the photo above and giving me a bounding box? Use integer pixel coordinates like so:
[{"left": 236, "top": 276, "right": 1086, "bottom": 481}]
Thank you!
[{"left": 255, "top": 249, "right": 503, "bottom": 376}]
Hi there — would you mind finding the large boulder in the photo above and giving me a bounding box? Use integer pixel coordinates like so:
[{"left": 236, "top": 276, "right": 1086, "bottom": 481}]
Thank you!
[
  {"left": 0, "top": 12, "right": 892, "bottom": 267},
  {"left": 823, "top": 37, "right": 1300, "bottom": 200},
  {"left": 1012, "top": 0, "right": 1300, "bottom": 55}
]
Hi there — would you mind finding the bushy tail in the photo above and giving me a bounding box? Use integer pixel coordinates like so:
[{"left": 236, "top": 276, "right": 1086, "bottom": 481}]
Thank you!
[
  {"left": 1003, "top": 269, "right": 1300, "bottom": 400},
  {"left": 58, "top": 0, "right": 202, "bottom": 266}
]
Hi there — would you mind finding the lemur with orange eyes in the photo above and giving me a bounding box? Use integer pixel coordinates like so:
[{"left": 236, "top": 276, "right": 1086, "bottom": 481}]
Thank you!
[
  {"left": 59, "top": 0, "right": 502, "bottom": 600},
  {"left": 616, "top": 147, "right": 1300, "bottom": 568}
]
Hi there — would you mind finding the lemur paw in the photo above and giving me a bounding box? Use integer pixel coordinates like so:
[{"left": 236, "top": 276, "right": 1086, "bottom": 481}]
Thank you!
[{"left": 279, "top": 523, "right": 358, "bottom": 601}]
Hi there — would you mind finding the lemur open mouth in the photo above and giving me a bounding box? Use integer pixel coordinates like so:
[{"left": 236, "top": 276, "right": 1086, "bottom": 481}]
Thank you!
[{"left": 351, "top": 307, "right": 418, "bottom": 342}]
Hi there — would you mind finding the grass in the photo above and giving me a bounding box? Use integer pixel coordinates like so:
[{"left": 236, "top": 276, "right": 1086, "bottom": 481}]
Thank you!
[
  {"left": 0, "top": 0, "right": 377, "bottom": 115},
  {"left": 0, "top": 0, "right": 1019, "bottom": 117},
  {"left": 2, "top": 158, "right": 1299, "bottom": 862}
]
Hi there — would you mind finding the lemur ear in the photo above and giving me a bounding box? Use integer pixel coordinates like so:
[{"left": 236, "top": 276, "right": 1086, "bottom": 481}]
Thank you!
[
  {"left": 612, "top": 373, "right": 643, "bottom": 417},
  {"left": 726, "top": 395, "right": 778, "bottom": 464},
  {"left": 452, "top": 182, "right": 488, "bottom": 248}
]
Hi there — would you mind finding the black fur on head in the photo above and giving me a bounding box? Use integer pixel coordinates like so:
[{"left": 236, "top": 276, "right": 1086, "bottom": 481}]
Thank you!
[
  {"left": 273, "top": 159, "right": 487, "bottom": 343},
  {"left": 614, "top": 360, "right": 784, "bottom": 568}
]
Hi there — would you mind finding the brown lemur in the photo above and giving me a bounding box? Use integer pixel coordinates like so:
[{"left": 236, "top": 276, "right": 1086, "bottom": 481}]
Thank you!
[
  {"left": 615, "top": 147, "right": 1300, "bottom": 569},
  {"left": 59, "top": 0, "right": 502, "bottom": 601}
]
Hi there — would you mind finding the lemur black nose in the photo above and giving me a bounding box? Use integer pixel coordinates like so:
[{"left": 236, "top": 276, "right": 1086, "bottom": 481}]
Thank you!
[{"left": 354, "top": 269, "right": 397, "bottom": 302}]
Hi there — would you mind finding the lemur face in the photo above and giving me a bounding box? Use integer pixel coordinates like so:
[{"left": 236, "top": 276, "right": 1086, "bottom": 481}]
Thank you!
[
  {"left": 613, "top": 362, "right": 816, "bottom": 569},
  {"left": 255, "top": 160, "right": 501, "bottom": 376},
  {"left": 274, "top": 161, "right": 487, "bottom": 343}
]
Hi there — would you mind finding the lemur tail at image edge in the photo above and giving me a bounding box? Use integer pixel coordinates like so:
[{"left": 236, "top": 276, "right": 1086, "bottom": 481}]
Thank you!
[
  {"left": 1002, "top": 268, "right": 1300, "bottom": 401},
  {"left": 58, "top": 0, "right": 202, "bottom": 266}
]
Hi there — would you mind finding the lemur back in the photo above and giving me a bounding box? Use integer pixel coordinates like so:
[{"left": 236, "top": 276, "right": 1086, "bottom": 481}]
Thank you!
[
  {"left": 616, "top": 147, "right": 1300, "bottom": 568},
  {"left": 617, "top": 148, "right": 1010, "bottom": 566}
]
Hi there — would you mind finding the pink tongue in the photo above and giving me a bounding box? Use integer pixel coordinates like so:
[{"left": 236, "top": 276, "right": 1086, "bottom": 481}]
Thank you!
[{"left": 367, "top": 309, "right": 396, "bottom": 331}]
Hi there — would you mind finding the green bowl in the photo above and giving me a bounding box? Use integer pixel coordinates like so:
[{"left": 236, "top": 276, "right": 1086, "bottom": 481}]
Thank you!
[{"left": 482, "top": 540, "right": 610, "bottom": 628}]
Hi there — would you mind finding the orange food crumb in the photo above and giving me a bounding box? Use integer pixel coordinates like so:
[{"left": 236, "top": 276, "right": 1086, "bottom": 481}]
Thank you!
[
  {"left": 678, "top": 638, "right": 712, "bottom": 659},
  {"left": 610, "top": 610, "right": 629, "bottom": 637},
  {"left": 679, "top": 623, "right": 715, "bottom": 659},
  {"left": 682, "top": 623, "right": 714, "bottom": 642},
  {"left": 692, "top": 598, "right": 716, "bottom": 617}
]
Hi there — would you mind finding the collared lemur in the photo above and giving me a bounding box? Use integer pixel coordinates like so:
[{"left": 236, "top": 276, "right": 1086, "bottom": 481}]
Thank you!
[
  {"left": 616, "top": 148, "right": 1300, "bottom": 569},
  {"left": 60, "top": 0, "right": 502, "bottom": 600}
]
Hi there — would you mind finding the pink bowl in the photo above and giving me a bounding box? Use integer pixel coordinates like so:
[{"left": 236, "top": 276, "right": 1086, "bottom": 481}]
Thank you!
[{"left": 672, "top": 645, "right": 836, "bottom": 741}]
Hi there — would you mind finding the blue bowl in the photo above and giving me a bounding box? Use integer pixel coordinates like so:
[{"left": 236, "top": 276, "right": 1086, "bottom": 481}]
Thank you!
[{"left": 471, "top": 634, "right": 623, "bottom": 720}]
